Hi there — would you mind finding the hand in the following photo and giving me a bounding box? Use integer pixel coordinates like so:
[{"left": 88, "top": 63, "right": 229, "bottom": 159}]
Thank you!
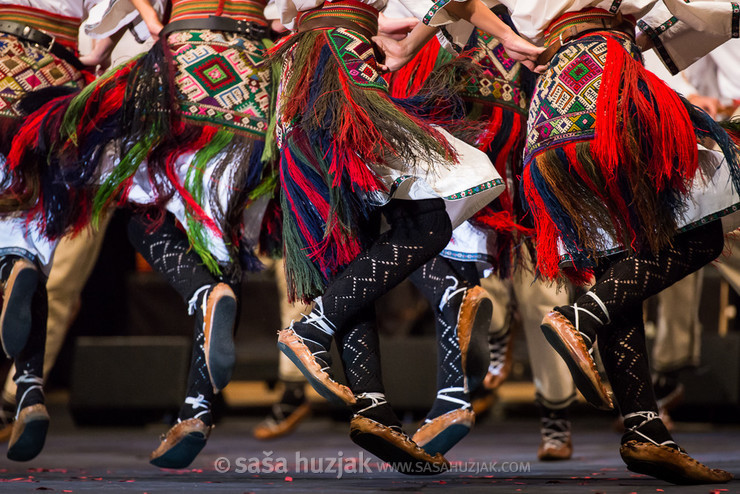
[
  {"left": 372, "top": 34, "right": 414, "bottom": 73},
  {"left": 271, "top": 19, "right": 288, "bottom": 34},
  {"left": 500, "top": 31, "right": 546, "bottom": 74},
  {"left": 145, "top": 17, "right": 164, "bottom": 41},
  {"left": 687, "top": 94, "right": 721, "bottom": 119},
  {"left": 635, "top": 31, "right": 653, "bottom": 51},
  {"left": 79, "top": 38, "right": 114, "bottom": 75},
  {"left": 378, "top": 12, "right": 418, "bottom": 40}
]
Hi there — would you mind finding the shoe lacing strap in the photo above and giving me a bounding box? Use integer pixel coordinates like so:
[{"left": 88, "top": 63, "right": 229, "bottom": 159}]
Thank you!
[
  {"left": 435, "top": 387, "right": 471, "bottom": 409},
  {"left": 488, "top": 330, "right": 510, "bottom": 370},
  {"left": 623, "top": 411, "right": 678, "bottom": 448},
  {"left": 354, "top": 392, "right": 387, "bottom": 415},
  {"left": 269, "top": 402, "right": 293, "bottom": 422},
  {"left": 302, "top": 297, "right": 336, "bottom": 337},
  {"left": 572, "top": 292, "right": 610, "bottom": 349},
  {"left": 14, "top": 373, "right": 43, "bottom": 419},
  {"left": 423, "top": 387, "right": 471, "bottom": 424},
  {"left": 288, "top": 322, "right": 332, "bottom": 372},
  {"left": 187, "top": 285, "right": 211, "bottom": 316},
  {"left": 289, "top": 298, "right": 336, "bottom": 372},
  {"left": 541, "top": 417, "right": 571, "bottom": 449},
  {"left": 184, "top": 393, "right": 211, "bottom": 420},
  {"left": 439, "top": 276, "right": 465, "bottom": 312}
]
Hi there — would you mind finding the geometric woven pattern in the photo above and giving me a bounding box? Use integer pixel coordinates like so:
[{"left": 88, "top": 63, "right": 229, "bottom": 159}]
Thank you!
[
  {"left": 170, "top": 29, "right": 271, "bottom": 138},
  {"left": 0, "top": 33, "right": 84, "bottom": 119},
  {"left": 465, "top": 30, "right": 528, "bottom": 113},
  {"left": 524, "top": 35, "right": 640, "bottom": 162},
  {"left": 325, "top": 28, "right": 387, "bottom": 91}
]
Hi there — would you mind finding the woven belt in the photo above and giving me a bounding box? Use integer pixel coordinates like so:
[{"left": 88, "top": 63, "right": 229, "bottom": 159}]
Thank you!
[
  {"left": 537, "top": 12, "right": 635, "bottom": 66},
  {"left": 297, "top": 16, "right": 375, "bottom": 41},
  {"left": 0, "top": 20, "right": 85, "bottom": 71},
  {"left": 161, "top": 16, "right": 269, "bottom": 38}
]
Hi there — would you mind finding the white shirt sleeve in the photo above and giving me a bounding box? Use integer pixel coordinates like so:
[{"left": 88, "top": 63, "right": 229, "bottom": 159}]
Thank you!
[
  {"left": 399, "top": 0, "right": 500, "bottom": 27},
  {"left": 638, "top": 0, "right": 740, "bottom": 74},
  {"left": 85, "top": 0, "right": 165, "bottom": 42}
]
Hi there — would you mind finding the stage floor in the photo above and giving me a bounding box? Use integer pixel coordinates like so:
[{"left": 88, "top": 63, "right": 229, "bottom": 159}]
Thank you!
[{"left": 1, "top": 407, "right": 739, "bottom": 493}]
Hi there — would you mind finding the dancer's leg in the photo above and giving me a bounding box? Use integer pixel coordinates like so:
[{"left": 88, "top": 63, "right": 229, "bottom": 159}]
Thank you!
[
  {"left": 128, "top": 212, "right": 237, "bottom": 468},
  {"left": 541, "top": 220, "right": 724, "bottom": 409},
  {"left": 6, "top": 280, "right": 48, "bottom": 462},
  {"left": 408, "top": 257, "right": 491, "bottom": 455},
  {"left": 278, "top": 198, "right": 452, "bottom": 405},
  {"left": 337, "top": 306, "right": 448, "bottom": 474},
  {"left": 542, "top": 220, "right": 732, "bottom": 483}
]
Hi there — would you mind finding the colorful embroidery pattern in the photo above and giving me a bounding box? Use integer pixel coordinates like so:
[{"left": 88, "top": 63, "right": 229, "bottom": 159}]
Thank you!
[
  {"left": 423, "top": 0, "right": 452, "bottom": 26},
  {"left": 325, "top": 28, "right": 387, "bottom": 91},
  {"left": 170, "top": 0, "right": 268, "bottom": 26},
  {"left": 170, "top": 30, "right": 270, "bottom": 138},
  {"left": 464, "top": 31, "right": 527, "bottom": 113},
  {"left": 524, "top": 35, "right": 638, "bottom": 162},
  {"left": 0, "top": 34, "right": 83, "bottom": 119},
  {"left": 0, "top": 5, "right": 80, "bottom": 50}
]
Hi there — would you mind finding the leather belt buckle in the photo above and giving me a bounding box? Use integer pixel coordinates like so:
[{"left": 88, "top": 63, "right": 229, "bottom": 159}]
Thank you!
[
  {"left": 43, "top": 33, "right": 55, "bottom": 52},
  {"left": 23, "top": 24, "right": 55, "bottom": 52}
]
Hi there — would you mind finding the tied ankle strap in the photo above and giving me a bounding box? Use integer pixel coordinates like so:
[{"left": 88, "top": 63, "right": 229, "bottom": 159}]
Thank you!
[
  {"left": 541, "top": 417, "right": 571, "bottom": 449},
  {"left": 187, "top": 285, "right": 211, "bottom": 315},
  {"left": 434, "top": 387, "right": 471, "bottom": 410},
  {"left": 623, "top": 411, "right": 677, "bottom": 448},
  {"left": 354, "top": 392, "right": 387, "bottom": 414},
  {"left": 14, "top": 373, "right": 43, "bottom": 419},
  {"left": 572, "top": 292, "right": 611, "bottom": 347},
  {"left": 301, "top": 297, "right": 336, "bottom": 336},
  {"left": 184, "top": 394, "right": 211, "bottom": 420},
  {"left": 439, "top": 277, "right": 465, "bottom": 312}
]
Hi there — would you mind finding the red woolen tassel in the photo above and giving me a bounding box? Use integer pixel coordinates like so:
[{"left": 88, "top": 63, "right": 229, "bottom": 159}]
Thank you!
[
  {"left": 7, "top": 98, "right": 61, "bottom": 170},
  {"left": 522, "top": 164, "right": 561, "bottom": 280},
  {"left": 593, "top": 36, "right": 697, "bottom": 192},
  {"left": 387, "top": 38, "right": 442, "bottom": 99},
  {"left": 476, "top": 106, "right": 503, "bottom": 154}
]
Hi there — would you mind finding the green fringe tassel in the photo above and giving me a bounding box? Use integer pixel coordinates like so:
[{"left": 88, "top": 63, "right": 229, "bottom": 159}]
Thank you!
[{"left": 182, "top": 129, "right": 234, "bottom": 274}]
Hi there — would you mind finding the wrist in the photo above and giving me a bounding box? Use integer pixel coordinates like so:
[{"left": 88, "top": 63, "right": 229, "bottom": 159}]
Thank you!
[
  {"left": 398, "top": 38, "right": 415, "bottom": 59},
  {"left": 499, "top": 26, "right": 517, "bottom": 46}
]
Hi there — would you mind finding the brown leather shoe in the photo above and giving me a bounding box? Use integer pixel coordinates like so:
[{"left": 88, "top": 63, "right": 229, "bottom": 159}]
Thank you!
[
  {"left": 7, "top": 403, "right": 49, "bottom": 462},
  {"left": 0, "top": 422, "right": 12, "bottom": 443},
  {"left": 150, "top": 418, "right": 213, "bottom": 469},
  {"left": 412, "top": 408, "right": 475, "bottom": 456},
  {"left": 620, "top": 440, "right": 733, "bottom": 485},
  {"left": 254, "top": 402, "right": 311, "bottom": 440},
  {"left": 457, "top": 286, "right": 493, "bottom": 391},
  {"left": 278, "top": 327, "right": 355, "bottom": 405},
  {"left": 350, "top": 415, "right": 449, "bottom": 475},
  {"left": 201, "top": 283, "right": 237, "bottom": 393},
  {"left": 538, "top": 436, "right": 573, "bottom": 461},
  {"left": 1, "top": 257, "right": 38, "bottom": 358},
  {"left": 540, "top": 311, "right": 613, "bottom": 410},
  {"left": 482, "top": 328, "right": 513, "bottom": 391},
  {"left": 471, "top": 388, "right": 497, "bottom": 416}
]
